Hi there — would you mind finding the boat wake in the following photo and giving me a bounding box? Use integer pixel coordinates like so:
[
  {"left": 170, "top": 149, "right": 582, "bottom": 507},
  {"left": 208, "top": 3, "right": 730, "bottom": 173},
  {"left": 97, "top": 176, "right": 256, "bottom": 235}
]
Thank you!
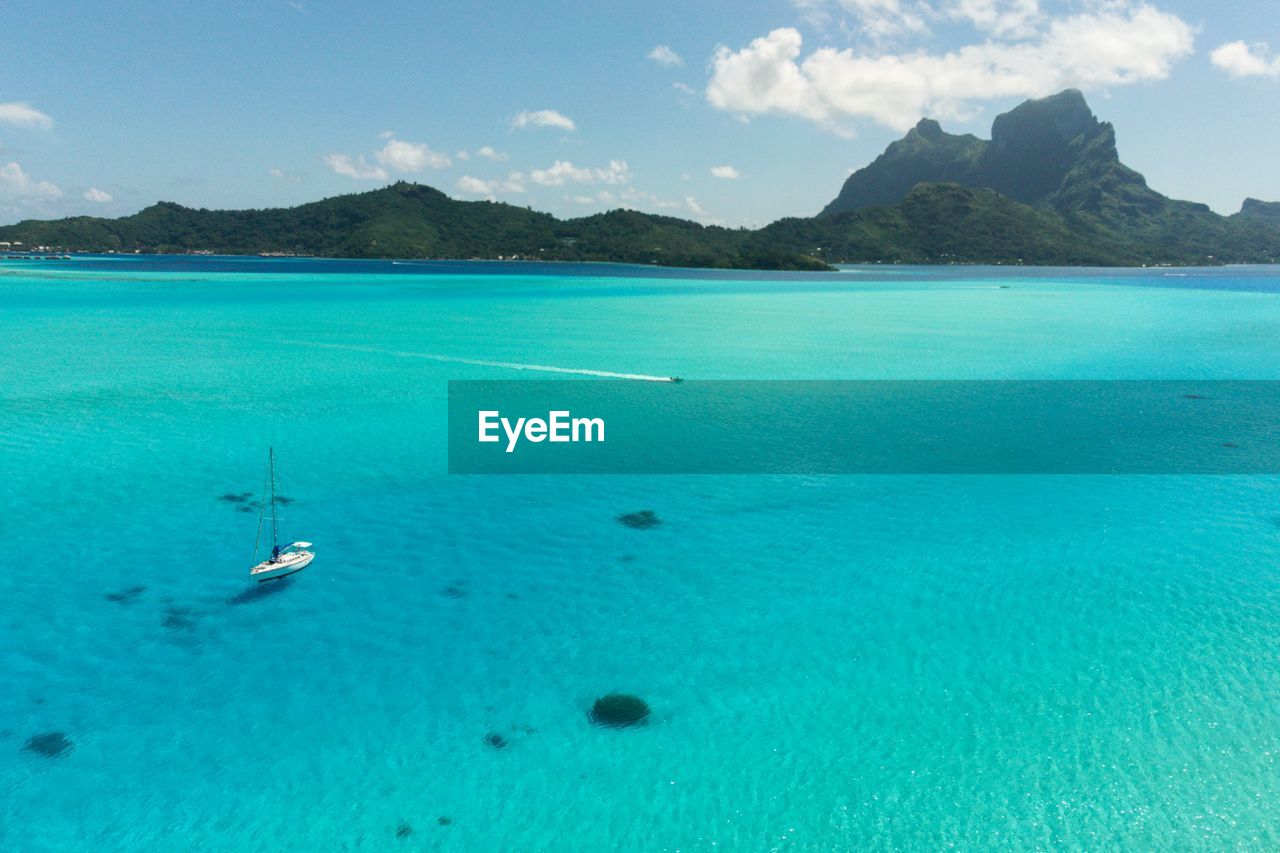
[{"left": 280, "top": 340, "right": 679, "bottom": 382}]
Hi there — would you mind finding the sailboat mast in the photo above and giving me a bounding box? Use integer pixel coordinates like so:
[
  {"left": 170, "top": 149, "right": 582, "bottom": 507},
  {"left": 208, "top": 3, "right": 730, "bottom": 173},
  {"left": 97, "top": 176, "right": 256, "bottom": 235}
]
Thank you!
[{"left": 269, "top": 446, "right": 279, "bottom": 551}]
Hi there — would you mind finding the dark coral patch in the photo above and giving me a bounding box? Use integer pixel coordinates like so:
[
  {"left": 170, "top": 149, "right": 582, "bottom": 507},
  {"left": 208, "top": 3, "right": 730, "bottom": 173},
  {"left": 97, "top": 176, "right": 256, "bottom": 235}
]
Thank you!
[
  {"left": 589, "top": 694, "right": 650, "bottom": 728},
  {"left": 483, "top": 731, "right": 508, "bottom": 749},
  {"left": 162, "top": 606, "right": 198, "bottom": 631},
  {"left": 440, "top": 585, "right": 468, "bottom": 599},
  {"left": 276, "top": 496, "right": 294, "bottom": 505},
  {"left": 105, "top": 585, "right": 147, "bottom": 604},
  {"left": 218, "top": 492, "right": 254, "bottom": 503},
  {"left": 437, "top": 816, "right": 453, "bottom": 826},
  {"left": 24, "top": 731, "right": 73, "bottom": 758},
  {"left": 1222, "top": 442, "right": 1239, "bottom": 448},
  {"left": 618, "top": 510, "right": 662, "bottom": 529},
  {"left": 395, "top": 822, "right": 413, "bottom": 839},
  {"left": 1182, "top": 394, "right": 1211, "bottom": 400}
]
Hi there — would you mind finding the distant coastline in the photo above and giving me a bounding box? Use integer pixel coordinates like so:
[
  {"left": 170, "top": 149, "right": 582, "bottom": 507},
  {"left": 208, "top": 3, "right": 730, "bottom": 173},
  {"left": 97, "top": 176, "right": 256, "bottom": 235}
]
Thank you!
[{"left": 2, "top": 94, "right": 1277, "bottom": 272}]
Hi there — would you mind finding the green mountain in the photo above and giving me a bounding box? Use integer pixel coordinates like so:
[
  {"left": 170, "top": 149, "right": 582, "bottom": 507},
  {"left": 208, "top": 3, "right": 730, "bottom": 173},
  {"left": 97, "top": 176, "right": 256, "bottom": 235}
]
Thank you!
[
  {"left": 0, "top": 183, "right": 829, "bottom": 270},
  {"left": 2, "top": 90, "right": 1277, "bottom": 268},
  {"left": 765, "top": 182, "right": 1140, "bottom": 265},
  {"left": 818, "top": 89, "right": 1280, "bottom": 265},
  {"left": 1236, "top": 198, "right": 1280, "bottom": 227}
]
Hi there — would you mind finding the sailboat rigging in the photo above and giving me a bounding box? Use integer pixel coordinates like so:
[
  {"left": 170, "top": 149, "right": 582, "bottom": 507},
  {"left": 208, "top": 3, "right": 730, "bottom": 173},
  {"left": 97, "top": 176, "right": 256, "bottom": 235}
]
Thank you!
[{"left": 249, "top": 447, "right": 315, "bottom": 582}]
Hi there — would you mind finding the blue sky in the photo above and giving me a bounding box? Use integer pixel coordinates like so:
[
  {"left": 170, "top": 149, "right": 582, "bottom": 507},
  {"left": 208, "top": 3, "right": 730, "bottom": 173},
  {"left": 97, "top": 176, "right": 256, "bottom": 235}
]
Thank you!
[{"left": 2, "top": 0, "right": 1278, "bottom": 226}]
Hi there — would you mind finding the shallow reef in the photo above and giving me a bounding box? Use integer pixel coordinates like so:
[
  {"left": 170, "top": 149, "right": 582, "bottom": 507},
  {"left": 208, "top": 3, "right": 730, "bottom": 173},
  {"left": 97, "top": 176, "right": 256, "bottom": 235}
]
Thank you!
[
  {"left": 162, "top": 606, "right": 198, "bottom": 631},
  {"left": 617, "top": 510, "right": 662, "bottom": 529},
  {"left": 24, "top": 731, "right": 73, "bottom": 758},
  {"left": 437, "top": 816, "right": 453, "bottom": 826},
  {"left": 218, "top": 492, "right": 254, "bottom": 503},
  {"left": 589, "top": 694, "right": 650, "bottom": 727},
  {"left": 440, "top": 585, "right": 468, "bottom": 599},
  {"left": 483, "top": 731, "right": 508, "bottom": 749},
  {"left": 105, "top": 585, "right": 147, "bottom": 604},
  {"left": 395, "top": 822, "right": 413, "bottom": 839}
]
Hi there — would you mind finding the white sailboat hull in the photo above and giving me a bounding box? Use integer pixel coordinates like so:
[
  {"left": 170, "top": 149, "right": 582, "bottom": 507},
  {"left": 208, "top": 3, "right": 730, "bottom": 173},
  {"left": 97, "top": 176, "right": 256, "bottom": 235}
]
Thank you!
[{"left": 250, "top": 550, "right": 314, "bottom": 582}]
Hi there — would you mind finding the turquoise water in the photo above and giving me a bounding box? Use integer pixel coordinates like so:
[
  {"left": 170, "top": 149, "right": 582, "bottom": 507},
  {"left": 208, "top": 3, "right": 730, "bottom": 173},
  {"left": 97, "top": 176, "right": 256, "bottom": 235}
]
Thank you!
[{"left": 3, "top": 257, "right": 1280, "bottom": 850}]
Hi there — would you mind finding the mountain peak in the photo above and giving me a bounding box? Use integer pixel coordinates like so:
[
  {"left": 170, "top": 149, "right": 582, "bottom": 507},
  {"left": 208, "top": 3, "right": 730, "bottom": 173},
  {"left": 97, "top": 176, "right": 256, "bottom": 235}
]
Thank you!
[
  {"left": 822, "top": 89, "right": 1126, "bottom": 215},
  {"left": 990, "top": 89, "right": 1097, "bottom": 150},
  {"left": 912, "top": 118, "right": 944, "bottom": 140},
  {"left": 1238, "top": 197, "right": 1280, "bottom": 226},
  {"left": 982, "top": 90, "right": 1113, "bottom": 203}
]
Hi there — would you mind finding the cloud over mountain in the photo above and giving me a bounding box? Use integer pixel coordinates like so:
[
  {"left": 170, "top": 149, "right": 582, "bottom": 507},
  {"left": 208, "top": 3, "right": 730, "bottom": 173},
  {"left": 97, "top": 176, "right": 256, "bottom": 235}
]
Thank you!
[
  {"left": 377, "top": 137, "right": 452, "bottom": 172},
  {"left": 708, "top": 3, "right": 1195, "bottom": 132},
  {"left": 322, "top": 154, "right": 388, "bottom": 180}
]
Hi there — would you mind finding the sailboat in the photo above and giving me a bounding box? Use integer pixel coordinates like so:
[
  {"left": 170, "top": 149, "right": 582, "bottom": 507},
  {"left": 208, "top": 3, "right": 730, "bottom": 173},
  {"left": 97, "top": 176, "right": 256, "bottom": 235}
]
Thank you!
[{"left": 249, "top": 447, "right": 315, "bottom": 582}]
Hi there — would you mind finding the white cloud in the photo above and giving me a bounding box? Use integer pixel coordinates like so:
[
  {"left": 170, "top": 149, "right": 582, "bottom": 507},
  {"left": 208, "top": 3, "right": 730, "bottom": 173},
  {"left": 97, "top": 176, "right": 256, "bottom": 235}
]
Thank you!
[
  {"left": 321, "top": 153, "right": 388, "bottom": 180},
  {"left": 595, "top": 160, "right": 629, "bottom": 184},
  {"left": 710, "top": 165, "right": 741, "bottom": 179},
  {"left": 455, "top": 172, "right": 526, "bottom": 199},
  {"left": 796, "top": 0, "right": 1039, "bottom": 39},
  {"left": 708, "top": 29, "right": 830, "bottom": 125},
  {"left": 792, "top": 0, "right": 834, "bottom": 29},
  {"left": 512, "top": 109, "right": 577, "bottom": 131},
  {"left": 840, "top": 0, "right": 928, "bottom": 38},
  {"left": 455, "top": 150, "right": 471, "bottom": 161},
  {"left": 530, "top": 159, "right": 629, "bottom": 187},
  {"left": 475, "top": 145, "right": 509, "bottom": 161},
  {"left": 948, "top": 0, "right": 1041, "bottom": 37},
  {"left": 377, "top": 137, "right": 451, "bottom": 172},
  {"left": 708, "top": 5, "right": 1195, "bottom": 132},
  {"left": 530, "top": 161, "right": 593, "bottom": 186},
  {"left": 457, "top": 175, "right": 498, "bottom": 196},
  {"left": 1211, "top": 41, "right": 1280, "bottom": 79},
  {"left": 0, "top": 102, "right": 53, "bottom": 130},
  {"left": 0, "top": 162, "right": 62, "bottom": 199},
  {"left": 83, "top": 187, "right": 113, "bottom": 202},
  {"left": 673, "top": 82, "right": 696, "bottom": 95},
  {"left": 648, "top": 45, "right": 684, "bottom": 66},
  {"left": 608, "top": 186, "right": 712, "bottom": 218}
]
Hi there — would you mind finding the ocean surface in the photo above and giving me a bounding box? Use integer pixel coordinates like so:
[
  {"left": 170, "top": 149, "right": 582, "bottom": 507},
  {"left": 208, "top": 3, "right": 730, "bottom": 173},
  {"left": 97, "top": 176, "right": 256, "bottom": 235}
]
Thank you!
[{"left": 3, "top": 256, "right": 1280, "bottom": 851}]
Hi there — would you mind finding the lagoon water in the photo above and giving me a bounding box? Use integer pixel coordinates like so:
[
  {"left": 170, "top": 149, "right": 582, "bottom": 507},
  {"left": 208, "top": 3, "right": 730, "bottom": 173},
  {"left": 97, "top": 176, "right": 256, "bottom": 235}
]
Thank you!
[{"left": 3, "top": 257, "right": 1280, "bottom": 850}]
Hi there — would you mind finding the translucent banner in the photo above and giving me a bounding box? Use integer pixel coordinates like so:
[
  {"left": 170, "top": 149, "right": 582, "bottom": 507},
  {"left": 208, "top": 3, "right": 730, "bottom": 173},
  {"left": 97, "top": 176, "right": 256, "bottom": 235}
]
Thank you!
[{"left": 447, "top": 381, "right": 1280, "bottom": 474}]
